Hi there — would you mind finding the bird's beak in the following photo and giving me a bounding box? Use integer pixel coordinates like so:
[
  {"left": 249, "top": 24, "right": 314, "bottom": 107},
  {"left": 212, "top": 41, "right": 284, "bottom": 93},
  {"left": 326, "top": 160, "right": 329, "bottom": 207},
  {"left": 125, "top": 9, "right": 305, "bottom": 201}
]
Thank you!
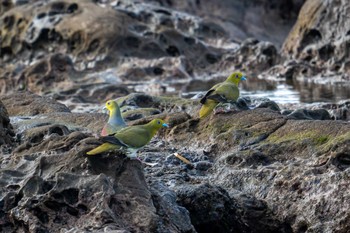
[
  {"left": 162, "top": 123, "right": 169, "bottom": 128},
  {"left": 241, "top": 76, "right": 247, "bottom": 81},
  {"left": 102, "top": 106, "right": 108, "bottom": 114}
]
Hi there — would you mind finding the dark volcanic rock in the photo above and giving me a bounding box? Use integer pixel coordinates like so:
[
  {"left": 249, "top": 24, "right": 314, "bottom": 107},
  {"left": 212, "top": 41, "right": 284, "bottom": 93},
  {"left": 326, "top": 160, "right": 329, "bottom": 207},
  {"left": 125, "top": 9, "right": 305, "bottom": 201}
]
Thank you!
[
  {"left": 0, "top": 0, "right": 295, "bottom": 100},
  {"left": 1, "top": 91, "right": 70, "bottom": 116},
  {"left": 2, "top": 92, "right": 350, "bottom": 232},
  {"left": 149, "top": 181, "right": 196, "bottom": 233},
  {"left": 168, "top": 107, "right": 350, "bottom": 232},
  {"left": 317, "top": 100, "right": 350, "bottom": 121},
  {"left": 176, "top": 184, "right": 244, "bottom": 233},
  {"left": 264, "top": 0, "right": 350, "bottom": 82},
  {"left": 0, "top": 123, "right": 194, "bottom": 232},
  {"left": 141, "top": 0, "right": 305, "bottom": 46},
  {"left": 286, "top": 108, "right": 331, "bottom": 120},
  {"left": 0, "top": 100, "right": 14, "bottom": 146}
]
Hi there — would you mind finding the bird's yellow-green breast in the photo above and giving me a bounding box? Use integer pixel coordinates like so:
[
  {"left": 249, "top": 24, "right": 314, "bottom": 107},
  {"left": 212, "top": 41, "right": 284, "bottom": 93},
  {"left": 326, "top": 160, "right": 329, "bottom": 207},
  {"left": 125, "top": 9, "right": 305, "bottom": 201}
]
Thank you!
[{"left": 199, "top": 72, "right": 246, "bottom": 119}]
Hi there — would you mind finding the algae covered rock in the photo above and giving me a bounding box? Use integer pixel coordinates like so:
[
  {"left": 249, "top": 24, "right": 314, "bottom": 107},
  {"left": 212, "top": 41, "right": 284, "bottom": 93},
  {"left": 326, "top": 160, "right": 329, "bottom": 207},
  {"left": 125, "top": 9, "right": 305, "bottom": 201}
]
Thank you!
[{"left": 167, "top": 104, "right": 350, "bottom": 232}]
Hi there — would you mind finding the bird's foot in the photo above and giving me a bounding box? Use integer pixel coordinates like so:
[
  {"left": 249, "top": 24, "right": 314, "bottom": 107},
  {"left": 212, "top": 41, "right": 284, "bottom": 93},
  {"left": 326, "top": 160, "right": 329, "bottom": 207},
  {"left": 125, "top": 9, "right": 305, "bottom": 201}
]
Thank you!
[
  {"left": 141, "top": 161, "right": 158, "bottom": 167},
  {"left": 128, "top": 156, "right": 158, "bottom": 167}
]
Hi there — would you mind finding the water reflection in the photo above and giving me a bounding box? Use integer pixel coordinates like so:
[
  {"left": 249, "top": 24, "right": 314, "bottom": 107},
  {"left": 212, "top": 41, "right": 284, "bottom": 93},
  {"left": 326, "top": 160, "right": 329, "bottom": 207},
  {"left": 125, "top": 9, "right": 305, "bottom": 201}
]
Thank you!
[
  {"left": 128, "top": 77, "right": 350, "bottom": 104},
  {"left": 292, "top": 80, "right": 350, "bottom": 103},
  {"left": 176, "top": 77, "right": 350, "bottom": 104}
]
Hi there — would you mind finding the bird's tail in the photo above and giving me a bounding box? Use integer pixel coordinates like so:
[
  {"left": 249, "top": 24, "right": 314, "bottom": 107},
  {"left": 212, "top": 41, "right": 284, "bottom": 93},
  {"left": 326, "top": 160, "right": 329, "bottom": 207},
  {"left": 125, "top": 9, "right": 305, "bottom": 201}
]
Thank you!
[
  {"left": 86, "top": 143, "right": 120, "bottom": 155},
  {"left": 199, "top": 100, "right": 217, "bottom": 119}
]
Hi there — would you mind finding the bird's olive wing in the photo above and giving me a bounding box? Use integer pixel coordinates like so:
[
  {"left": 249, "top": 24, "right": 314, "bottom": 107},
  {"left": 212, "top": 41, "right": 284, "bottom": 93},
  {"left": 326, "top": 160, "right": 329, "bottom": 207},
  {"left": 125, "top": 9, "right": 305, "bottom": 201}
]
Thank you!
[
  {"left": 200, "top": 89, "right": 215, "bottom": 104},
  {"left": 206, "top": 94, "right": 228, "bottom": 103},
  {"left": 101, "top": 136, "right": 129, "bottom": 147}
]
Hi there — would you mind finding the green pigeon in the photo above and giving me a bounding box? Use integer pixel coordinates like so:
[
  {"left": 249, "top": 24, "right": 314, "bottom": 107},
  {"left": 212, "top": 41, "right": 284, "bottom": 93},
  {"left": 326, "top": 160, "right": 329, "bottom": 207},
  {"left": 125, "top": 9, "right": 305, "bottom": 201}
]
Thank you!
[
  {"left": 199, "top": 72, "right": 246, "bottom": 119},
  {"left": 101, "top": 100, "right": 126, "bottom": 136},
  {"left": 87, "top": 118, "right": 169, "bottom": 158}
]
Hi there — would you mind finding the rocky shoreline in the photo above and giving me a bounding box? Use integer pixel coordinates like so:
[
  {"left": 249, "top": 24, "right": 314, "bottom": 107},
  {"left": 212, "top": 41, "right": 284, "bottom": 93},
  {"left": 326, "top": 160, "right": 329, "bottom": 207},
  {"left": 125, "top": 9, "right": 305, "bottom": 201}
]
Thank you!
[
  {"left": 0, "top": 92, "right": 349, "bottom": 232},
  {"left": 1, "top": 0, "right": 350, "bottom": 232}
]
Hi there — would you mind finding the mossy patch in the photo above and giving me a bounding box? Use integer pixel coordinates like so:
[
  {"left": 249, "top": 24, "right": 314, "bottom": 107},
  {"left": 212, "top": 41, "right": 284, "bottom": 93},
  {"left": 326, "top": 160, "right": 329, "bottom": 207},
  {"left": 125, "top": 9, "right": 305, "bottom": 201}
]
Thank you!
[{"left": 268, "top": 131, "right": 328, "bottom": 143}]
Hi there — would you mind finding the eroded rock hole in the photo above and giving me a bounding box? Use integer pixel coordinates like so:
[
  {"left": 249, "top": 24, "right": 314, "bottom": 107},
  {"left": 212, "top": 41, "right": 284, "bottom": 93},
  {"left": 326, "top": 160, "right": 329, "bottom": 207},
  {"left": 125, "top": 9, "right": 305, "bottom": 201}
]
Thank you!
[
  {"left": 300, "top": 29, "right": 322, "bottom": 48},
  {"left": 0, "top": 47, "right": 12, "bottom": 56},
  {"left": 49, "top": 126, "right": 64, "bottom": 136},
  {"left": 262, "top": 46, "right": 277, "bottom": 57},
  {"left": 205, "top": 53, "right": 219, "bottom": 64},
  {"left": 166, "top": 45, "right": 180, "bottom": 56},
  {"left": 66, "top": 206, "right": 79, "bottom": 216},
  {"left": 154, "top": 9, "right": 171, "bottom": 15},
  {"left": 17, "top": 18, "right": 24, "bottom": 26},
  {"left": 318, "top": 44, "right": 334, "bottom": 61},
  {"left": 69, "top": 31, "right": 83, "bottom": 51},
  {"left": 4, "top": 15, "right": 15, "bottom": 30},
  {"left": 87, "top": 39, "right": 100, "bottom": 54},
  {"left": 42, "top": 181, "right": 54, "bottom": 193},
  {"left": 50, "top": 2, "right": 66, "bottom": 15},
  {"left": 33, "top": 207, "right": 49, "bottom": 224},
  {"left": 77, "top": 204, "right": 88, "bottom": 213},
  {"left": 333, "top": 152, "right": 350, "bottom": 170},
  {"left": 153, "top": 67, "right": 164, "bottom": 75},
  {"left": 30, "top": 134, "right": 44, "bottom": 144},
  {"left": 67, "top": 3, "right": 78, "bottom": 14},
  {"left": 37, "top": 12, "right": 46, "bottom": 19},
  {"left": 62, "top": 188, "right": 79, "bottom": 205},
  {"left": 44, "top": 200, "right": 63, "bottom": 211},
  {"left": 297, "top": 222, "right": 308, "bottom": 233},
  {"left": 36, "top": 28, "right": 51, "bottom": 42},
  {"left": 2, "top": 0, "right": 11, "bottom": 7},
  {"left": 184, "top": 36, "right": 195, "bottom": 45}
]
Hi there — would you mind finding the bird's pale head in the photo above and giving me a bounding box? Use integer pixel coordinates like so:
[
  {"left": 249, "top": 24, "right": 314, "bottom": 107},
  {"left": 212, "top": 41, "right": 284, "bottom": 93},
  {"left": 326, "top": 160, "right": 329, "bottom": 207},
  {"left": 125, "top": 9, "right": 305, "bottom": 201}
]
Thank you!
[
  {"left": 150, "top": 119, "right": 169, "bottom": 130},
  {"left": 105, "top": 100, "right": 118, "bottom": 112},
  {"left": 226, "top": 72, "right": 247, "bottom": 85}
]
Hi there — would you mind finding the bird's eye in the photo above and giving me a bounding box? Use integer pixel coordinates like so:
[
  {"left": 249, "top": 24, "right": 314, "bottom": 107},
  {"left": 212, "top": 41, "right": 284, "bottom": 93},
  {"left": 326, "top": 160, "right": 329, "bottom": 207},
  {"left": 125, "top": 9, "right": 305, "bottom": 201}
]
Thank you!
[
  {"left": 107, "top": 102, "right": 110, "bottom": 105},
  {"left": 235, "top": 74, "right": 239, "bottom": 78},
  {"left": 157, "top": 121, "right": 160, "bottom": 124}
]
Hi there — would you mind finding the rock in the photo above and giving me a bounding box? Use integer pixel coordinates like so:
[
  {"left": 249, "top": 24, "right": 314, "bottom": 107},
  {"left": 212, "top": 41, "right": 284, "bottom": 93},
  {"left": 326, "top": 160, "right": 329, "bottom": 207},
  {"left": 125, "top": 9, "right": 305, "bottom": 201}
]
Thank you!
[
  {"left": 140, "top": 0, "right": 305, "bottom": 46},
  {"left": 0, "top": 0, "right": 129, "bottom": 68},
  {"left": 118, "top": 93, "right": 199, "bottom": 117},
  {"left": 231, "top": 194, "right": 293, "bottom": 233},
  {"left": 12, "top": 112, "right": 108, "bottom": 137},
  {"left": 194, "top": 161, "right": 212, "bottom": 171},
  {"left": 0, "top": 54, "right": 76, "bottom": 95},
  {"left": 286, "top": 108, "right": 331, "bottom": 120},
  {"left": 0, "top": 100, "right": 14, "bottom": 146},
  {"left": 176, "top": 184, "right": 246, "bottom": 233},
  {"left": 281, "top": 0, "right": 350, "bottom": 81},
  {"left": 0, "top": 124, "right": 195, "bottom": 232},
  {"left": 53, "top": 83, "right": 130, "bottom": 104},
  {"left": 317, "top": 100, "right": 350, "bottom": 121},
  {"left": 0, "top": 0, "right": 300, "bottom": 100},
  {"left": 2, "top": 91, "right": 350, "bottom": 232},
  {"left": 250, "top": 97, "right": 281, "bottom": 111},
  {"left": 148, "top": 181, "right": 196, "bottom": 233},
  {"left": 166, "top": 105, "right": 350, "bottom": 232},
  {"left": 1, "top": 91, "right": 70, "bottom": 116}
]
